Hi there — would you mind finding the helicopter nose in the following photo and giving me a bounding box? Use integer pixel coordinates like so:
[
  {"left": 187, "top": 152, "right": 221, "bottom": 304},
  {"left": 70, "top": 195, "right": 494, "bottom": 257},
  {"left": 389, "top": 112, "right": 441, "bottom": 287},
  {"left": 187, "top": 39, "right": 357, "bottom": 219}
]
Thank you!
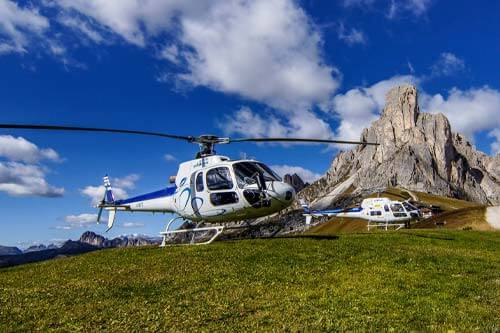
[{"left": 275, "top": 182, "right": 295, "bottom": 202}]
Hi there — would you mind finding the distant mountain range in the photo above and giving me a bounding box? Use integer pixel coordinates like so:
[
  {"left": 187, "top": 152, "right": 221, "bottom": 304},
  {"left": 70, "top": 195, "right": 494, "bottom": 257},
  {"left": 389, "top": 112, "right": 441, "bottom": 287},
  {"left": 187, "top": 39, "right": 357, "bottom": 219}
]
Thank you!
[
  {"left": 0, "top": 232, "right": 161, "bottom": 268},
  {"left": 0, "top": 245, "right": 23, "bottom": 256}
]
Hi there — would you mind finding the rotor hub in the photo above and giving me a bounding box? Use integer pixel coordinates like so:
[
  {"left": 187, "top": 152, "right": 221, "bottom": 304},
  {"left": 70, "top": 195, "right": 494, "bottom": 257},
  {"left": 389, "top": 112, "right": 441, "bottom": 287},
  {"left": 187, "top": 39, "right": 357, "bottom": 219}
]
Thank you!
[{"left": 194, "top": 135, "right": 230, "bottom": 158}]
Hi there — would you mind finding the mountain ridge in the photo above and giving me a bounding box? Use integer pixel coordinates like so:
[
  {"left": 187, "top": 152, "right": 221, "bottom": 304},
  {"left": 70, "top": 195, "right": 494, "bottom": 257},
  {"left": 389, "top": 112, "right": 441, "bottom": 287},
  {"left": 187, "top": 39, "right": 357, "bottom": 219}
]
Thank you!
[{"left": 300, "top": 85, "right": 500, "bottom": 208}]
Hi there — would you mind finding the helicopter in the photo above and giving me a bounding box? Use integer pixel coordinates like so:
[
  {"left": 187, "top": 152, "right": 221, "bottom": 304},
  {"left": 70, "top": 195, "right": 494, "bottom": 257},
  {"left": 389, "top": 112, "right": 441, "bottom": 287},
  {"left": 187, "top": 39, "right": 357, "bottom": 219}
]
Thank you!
[
  {"left": 0, "top": 123, "right": 378, "bottom": 245},
  {"left": 301, "top": 197, "right": 421, "bottom": 230}
]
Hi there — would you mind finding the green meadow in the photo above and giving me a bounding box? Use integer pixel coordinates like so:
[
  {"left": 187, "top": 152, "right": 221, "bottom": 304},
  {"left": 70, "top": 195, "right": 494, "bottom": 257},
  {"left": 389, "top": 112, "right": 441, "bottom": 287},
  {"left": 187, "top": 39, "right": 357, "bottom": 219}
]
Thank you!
[{"left": 1, "top": 231, "right": 499, "bottom": 331}]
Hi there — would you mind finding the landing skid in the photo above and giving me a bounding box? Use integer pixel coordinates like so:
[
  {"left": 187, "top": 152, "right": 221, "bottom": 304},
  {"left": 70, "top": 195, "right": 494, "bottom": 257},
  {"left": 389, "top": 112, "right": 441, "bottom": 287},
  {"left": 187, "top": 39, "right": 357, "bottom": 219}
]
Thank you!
[
  {"left": 160, "top": 217, "right": 225, "bottom": 246},
  {"left": 367, "top": 222, "right": 406, "bottom": 231}
]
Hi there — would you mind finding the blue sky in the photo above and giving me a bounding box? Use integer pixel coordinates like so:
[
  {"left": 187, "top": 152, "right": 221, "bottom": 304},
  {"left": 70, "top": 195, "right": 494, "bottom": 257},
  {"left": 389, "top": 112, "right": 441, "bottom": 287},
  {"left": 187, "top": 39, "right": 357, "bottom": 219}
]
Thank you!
[{"left": 0, "top": 0, "right": 499, "bottom": 247}]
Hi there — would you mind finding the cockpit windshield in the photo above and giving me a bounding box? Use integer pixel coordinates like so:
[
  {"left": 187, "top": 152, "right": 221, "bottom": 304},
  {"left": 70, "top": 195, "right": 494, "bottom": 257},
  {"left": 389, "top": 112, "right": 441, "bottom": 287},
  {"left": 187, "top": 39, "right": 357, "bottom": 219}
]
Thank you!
[
  {"left": 233, "top": 162, "right": 282, "bottom": 188},
  {"left": 390, "top": 203, "right": 405, "bottom": 213}
]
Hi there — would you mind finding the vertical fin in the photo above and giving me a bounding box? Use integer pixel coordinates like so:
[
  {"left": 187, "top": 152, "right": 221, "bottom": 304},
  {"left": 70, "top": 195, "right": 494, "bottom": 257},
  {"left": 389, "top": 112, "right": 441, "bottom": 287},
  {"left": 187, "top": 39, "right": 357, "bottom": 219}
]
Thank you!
[{"left": 103, "top": 175, "right": 115, "bottom": 204}]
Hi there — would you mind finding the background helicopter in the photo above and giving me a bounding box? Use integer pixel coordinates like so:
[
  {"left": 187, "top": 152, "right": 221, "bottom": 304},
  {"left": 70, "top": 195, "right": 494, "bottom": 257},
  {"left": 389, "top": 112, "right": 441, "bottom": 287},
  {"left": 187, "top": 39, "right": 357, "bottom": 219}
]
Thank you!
[
  {"left": 301, "top": 196, "right": 421, "bottom": 230},
  {"left": 0, "top": 124, "right": 378, "bottom": 245}
]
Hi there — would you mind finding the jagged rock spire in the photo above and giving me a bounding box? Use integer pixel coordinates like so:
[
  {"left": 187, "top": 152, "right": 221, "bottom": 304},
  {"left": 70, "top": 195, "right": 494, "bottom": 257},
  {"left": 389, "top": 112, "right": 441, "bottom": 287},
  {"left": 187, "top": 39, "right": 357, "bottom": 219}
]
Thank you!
[{"left": 300, "top": 84, "right": 500, "bottom": 208}]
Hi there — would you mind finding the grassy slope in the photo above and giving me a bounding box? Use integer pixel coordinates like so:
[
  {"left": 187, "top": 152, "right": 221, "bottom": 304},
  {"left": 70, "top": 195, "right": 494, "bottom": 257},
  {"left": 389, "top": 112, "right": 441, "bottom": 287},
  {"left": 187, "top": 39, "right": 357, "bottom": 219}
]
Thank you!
[
  {"left": 309, "top": 188, "right": 487, "bottom": 234},
  {"left": 414, "top": 206, "right": 492, "bottom": 230},
  {"left": 1, "top": 231, "right": 499, "bottom": 331}
]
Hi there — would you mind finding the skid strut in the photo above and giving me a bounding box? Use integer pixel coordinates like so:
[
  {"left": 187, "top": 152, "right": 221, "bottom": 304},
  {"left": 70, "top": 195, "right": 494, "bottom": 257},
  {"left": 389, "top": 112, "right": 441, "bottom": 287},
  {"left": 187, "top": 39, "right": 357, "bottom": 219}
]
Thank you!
[{"left": 160, "top": 217, "right": 224, "bottom": 246}]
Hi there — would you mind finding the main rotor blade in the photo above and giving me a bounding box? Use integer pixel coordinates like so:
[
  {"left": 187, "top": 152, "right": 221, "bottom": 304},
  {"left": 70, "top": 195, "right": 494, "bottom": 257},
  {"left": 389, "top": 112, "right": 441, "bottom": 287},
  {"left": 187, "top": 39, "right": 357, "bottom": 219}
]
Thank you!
[
  {"left": 0, "top": 124, "right": 193, "bottom": 141},
  {"left": 229, "top": 137, "right": 379, "bottom": 145}
]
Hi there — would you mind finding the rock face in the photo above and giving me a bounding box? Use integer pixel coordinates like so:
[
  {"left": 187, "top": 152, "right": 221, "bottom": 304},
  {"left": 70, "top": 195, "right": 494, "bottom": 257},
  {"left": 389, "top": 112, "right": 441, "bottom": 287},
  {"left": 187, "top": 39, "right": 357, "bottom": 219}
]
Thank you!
[
  {"left": 283, "top": 173, "right": 308, "bottom": 192},
  {"left": 301, "top": 85, "right": 500, "bottom": 208},
  {"left": 23, "top": 244, "right": 59, "bottom": 253},
  {"left": 79, "top": 231, "right": 161, "bottom": 248}
]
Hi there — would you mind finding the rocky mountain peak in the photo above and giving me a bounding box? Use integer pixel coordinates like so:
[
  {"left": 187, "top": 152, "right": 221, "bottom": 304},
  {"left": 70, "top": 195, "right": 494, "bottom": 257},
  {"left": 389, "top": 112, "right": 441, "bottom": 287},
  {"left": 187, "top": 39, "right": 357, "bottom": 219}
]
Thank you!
[
  {"left": 381, "top": 84, "right": 419, "bottom": 134},
  {"left": 284, "top": 173, "right": 308, "bottom": 192},
  {"left": 300, "top": 84, "right": 500, "bottom": 208}
]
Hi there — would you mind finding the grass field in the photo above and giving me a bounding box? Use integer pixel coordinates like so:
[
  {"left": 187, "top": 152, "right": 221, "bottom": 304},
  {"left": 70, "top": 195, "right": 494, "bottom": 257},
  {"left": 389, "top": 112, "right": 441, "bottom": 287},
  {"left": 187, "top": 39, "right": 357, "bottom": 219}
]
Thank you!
[{"left": 1, "top": 231, "right": 499, "bottom": 331}]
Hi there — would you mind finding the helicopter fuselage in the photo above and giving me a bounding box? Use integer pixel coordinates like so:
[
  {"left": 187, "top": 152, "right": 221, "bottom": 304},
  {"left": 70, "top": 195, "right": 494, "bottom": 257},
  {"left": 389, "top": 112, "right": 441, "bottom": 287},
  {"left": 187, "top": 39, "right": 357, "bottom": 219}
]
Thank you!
[{"left": 102, "top": 155, "right": 296, "bottom": 227}]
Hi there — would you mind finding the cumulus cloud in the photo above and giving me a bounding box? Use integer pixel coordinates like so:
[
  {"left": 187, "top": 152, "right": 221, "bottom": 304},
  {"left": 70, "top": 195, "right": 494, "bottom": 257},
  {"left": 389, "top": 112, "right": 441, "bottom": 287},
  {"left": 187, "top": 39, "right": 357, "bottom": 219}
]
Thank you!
[
  {"left": 337, "top": 23, "right": 367, "bottom": 46},
  {"left": 176, "top": 0, "right": 340, "bottom": 112},
  {"left": 50, "top": 0, "right": 205, "bottom": 46},
  {"left": 0, "top": 135, "right": 63, "bottom": 197},
  {"left": 50, "top": 0, "right": 340, "bottom": 139},
  {"left": 270, "top": 165, "right": 322, "bottom": 183},
  {"left": 81, "top": 174, "right": 139, "bottom": 205},
  {"left": 430, "top": 52, "right": 465, "bottom": 77},
  {"left": 56, "top": 213, "right": 98, "bottom": 229},
  {"left": 421, "top": 86, "right": 500, "bottom": 141},
  {"left": 221, "top": 106, "right": 334, "bottom": 140},
  {"left": 0, "top": 135, "right": 61, "bottom": 163},
  {"left": 0, "top": 161, "right": 64, "bottom": 197},
  {"left": 0, "top": 0, "right": 49, "bottom": 54}
]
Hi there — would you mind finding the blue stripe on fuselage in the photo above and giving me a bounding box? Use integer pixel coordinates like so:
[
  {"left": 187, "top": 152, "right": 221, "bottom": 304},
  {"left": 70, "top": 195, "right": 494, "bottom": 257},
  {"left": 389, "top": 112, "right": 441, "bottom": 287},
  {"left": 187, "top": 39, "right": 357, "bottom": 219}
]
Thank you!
[
  {"left": 115, "top": 186, "right": 176, "bottom": 205},
  {"left": 310, "top": 207, "right": 363, "bottom": 214}
]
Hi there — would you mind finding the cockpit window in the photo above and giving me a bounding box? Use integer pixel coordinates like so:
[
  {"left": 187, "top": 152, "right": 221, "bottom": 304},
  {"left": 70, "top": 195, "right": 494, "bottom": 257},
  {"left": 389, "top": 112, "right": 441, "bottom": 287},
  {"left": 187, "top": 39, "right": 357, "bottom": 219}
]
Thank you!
[
  {"left": 233, "top": 162, "right": 281, "bottom": 188},
  {"left": 196, "top": 172, "right": 204, "bottom": 192},
  {"left": 390, "top": 203, "right": 405, "bottom": 213},
  {"left": 206, "top": 167, "right": 233, "bottom": 190},
  {"left": 403, "top": 202, "right": 417, "bottom": 211}
]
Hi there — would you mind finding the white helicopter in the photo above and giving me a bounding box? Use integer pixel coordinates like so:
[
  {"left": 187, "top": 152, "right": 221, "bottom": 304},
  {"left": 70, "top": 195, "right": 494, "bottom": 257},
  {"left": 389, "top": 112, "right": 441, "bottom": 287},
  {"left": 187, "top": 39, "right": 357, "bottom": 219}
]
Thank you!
[
  {"left": 301, "top": 197, "right": 420, "bottom": 230},
  {"left": 0, "top": 124, "right": 378, "bottom": 245}
]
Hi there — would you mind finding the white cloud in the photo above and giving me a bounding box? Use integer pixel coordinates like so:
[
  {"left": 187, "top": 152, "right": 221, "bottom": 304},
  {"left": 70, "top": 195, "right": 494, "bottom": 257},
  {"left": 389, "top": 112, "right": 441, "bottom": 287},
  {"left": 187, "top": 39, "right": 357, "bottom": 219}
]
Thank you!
[
  {"left": 270, "top": 165, "right": 322, "bottom": 183},
  {"left": 57, "top": 14, "right": 104, "bottom": 44},
  {"left": 421, "top": 86, "right": 500, "bottom": 141},
  {"left": 164, "top": 153, "right": 177, "bottom": 162},
  {"left": 58, "top": 213, "right": 98, "bottom": 229},
  {"left": 337, "top": 23, "right": 367, "bottom": 46},
  {"left": 52, "top": 0, "right": 205, "bottom": 46},
  {"left": 430, "top": 52, "right": 465, "bottom": 77},
  {"left": 112, "top": 173, "right": 139, "bottom": 189},
  {"left": 52, "top": 0, "right": 340, "bottom": 138},
  {"left": 0, "top": 161, "right": 64, "bottom": 197},
  {"left": 122, "top": 222, "right": 144, "bottom": 228},
  {"left": 331, "top": 75, "right": 418, "bottom": 140},
  {"left": 221, "top": 106, "right": 334, "bottom": 140},
  {"left": 0, "top": 0, "right": 49, "bottom": 54},
  {"left": 176, "top": 0, "right": 340, "bottom": 112},
  {"left": 0, "top": 135, "right": 63, "bottom": 197},
  {"left": 0, "top": 135, "right": 61, "bottom": 163},
  {"left": 489, "top": 129, "right": 500, "bottom": 155},
  {"left": 80, "top": 174, "right": 139, "bottom": 205},
  {"left": 65, "top": 213, "right": 97, "bottom": 224}
]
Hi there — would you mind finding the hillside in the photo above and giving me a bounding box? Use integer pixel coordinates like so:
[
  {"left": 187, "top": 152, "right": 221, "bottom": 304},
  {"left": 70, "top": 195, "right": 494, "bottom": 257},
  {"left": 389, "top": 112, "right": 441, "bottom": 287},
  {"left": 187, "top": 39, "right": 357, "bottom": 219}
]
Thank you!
[{"left": 1, "top": 231, "right": 498, "bottom": 331}]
